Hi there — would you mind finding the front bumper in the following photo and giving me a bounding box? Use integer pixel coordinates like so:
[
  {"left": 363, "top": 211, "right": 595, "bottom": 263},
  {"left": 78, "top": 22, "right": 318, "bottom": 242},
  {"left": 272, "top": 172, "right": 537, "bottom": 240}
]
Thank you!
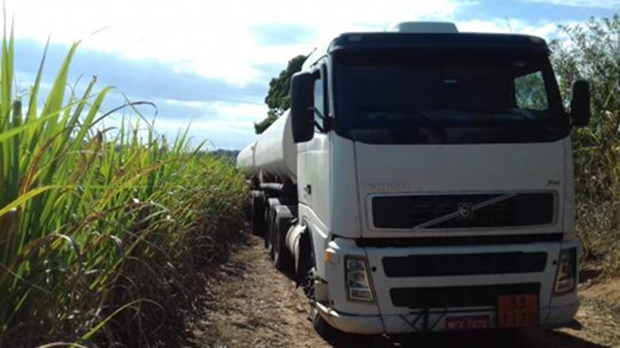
[
  {"left": 317, "top": 299, "right": 579, "bottom": 334},
  {"left": 320, "top": 237, "right": 580, "bottom": 334}
]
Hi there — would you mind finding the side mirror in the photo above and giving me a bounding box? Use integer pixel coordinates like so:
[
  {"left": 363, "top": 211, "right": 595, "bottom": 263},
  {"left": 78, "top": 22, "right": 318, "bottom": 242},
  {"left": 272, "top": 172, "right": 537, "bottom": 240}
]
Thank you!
[
  {"left": 570, "top": 80, "right": 591, "bottom": 127},
  {"left": 290, "top": 72, "right": 314, "bottom": 143}
]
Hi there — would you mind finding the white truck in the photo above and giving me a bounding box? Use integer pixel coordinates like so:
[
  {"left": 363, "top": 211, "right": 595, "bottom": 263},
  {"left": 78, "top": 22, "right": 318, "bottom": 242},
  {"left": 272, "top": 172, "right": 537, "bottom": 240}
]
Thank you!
[{"left": 236, "top": 22, "right": 591, "bottom": 335}]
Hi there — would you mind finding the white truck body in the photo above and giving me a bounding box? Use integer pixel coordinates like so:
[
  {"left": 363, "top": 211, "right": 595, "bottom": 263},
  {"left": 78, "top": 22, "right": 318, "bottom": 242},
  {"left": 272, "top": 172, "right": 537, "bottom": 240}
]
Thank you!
[{"left": 237, "top": 22, "right": 589, "bottom": 334}]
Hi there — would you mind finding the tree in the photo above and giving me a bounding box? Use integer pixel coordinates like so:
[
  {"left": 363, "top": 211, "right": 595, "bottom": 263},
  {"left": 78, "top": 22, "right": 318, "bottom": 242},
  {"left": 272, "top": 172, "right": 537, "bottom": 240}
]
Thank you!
[
  {"left": 254, "top": 54, "right": 307, "bottom": 134},
  {"left": 253, "top": 112, "right": 279, "bottom": 135}
]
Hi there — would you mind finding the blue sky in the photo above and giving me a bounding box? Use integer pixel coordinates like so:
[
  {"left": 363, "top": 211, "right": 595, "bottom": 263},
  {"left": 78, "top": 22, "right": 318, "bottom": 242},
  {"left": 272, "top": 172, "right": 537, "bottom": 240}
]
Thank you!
[{"left": 5, "top": 0, "right": 620, "bottom": 150}]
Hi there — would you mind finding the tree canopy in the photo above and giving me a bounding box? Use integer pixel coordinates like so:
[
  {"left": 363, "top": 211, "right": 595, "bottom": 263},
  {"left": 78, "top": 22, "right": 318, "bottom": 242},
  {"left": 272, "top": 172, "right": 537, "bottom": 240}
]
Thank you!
[{"left": 254, "top": 54, "right": 307, "bottom": 134}]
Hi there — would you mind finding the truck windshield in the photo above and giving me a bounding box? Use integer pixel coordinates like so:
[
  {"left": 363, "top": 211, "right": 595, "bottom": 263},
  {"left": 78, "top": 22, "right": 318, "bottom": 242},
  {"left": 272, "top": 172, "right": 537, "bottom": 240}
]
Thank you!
[{"left": 333, "top": 48, "right": 568, "bottom": 144}]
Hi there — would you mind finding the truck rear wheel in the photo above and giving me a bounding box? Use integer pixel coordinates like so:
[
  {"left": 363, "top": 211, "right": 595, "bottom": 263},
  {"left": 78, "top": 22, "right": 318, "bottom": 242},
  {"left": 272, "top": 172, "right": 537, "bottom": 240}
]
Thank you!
[{"left": 273, "top": 205, "right": 295, "bottom": 275}]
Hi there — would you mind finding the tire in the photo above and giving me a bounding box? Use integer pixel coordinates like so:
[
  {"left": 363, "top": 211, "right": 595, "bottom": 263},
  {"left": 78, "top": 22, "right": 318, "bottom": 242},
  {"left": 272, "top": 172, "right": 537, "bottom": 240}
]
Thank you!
[
  {"left": 265, "top": 198, "right": 280, "bottom": 256},
  {"left": 298, "top": 232, "right": 337, "bottom": 338},
  {"left": 245, "top": 195, "right": 252, "bottom": 221},
  {"left": 250, "top": 191, "right": 265, "bottom": 236},
  {"left": 311, "top": 305, "right": 336, "bottom": 338},
  {"left": 267, "top": 210, "right": 276, "bottom": 259},
  {"left": 273, "top": 205, "right": 295, "bottom": 274},
  {"left": 263, "top": 204, "right": 270, "bottom": 248}
]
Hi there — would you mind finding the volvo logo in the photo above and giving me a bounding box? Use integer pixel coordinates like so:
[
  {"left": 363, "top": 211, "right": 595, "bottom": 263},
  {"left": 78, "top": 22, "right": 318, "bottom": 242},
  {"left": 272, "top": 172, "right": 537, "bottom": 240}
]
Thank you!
[
  {"left": 457, "top": 203, "right": 474, "bottom": 219},
  {"left": 367, "top": 182, "right": 408, "bottom": 191}
]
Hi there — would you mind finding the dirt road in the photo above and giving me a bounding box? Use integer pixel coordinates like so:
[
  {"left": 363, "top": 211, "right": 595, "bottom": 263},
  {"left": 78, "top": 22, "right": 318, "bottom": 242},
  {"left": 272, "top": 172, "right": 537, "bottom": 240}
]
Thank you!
[{"left": 189, "top": 236, "right": 620, "bottom": 348}]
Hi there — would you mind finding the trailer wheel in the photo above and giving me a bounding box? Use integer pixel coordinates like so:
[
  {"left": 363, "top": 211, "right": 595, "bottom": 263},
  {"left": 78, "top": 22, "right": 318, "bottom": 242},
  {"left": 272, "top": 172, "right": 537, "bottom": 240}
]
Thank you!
[
  {"left": 268, "top": 209, "right": 276, "bottom": 259},
  {"left": 263, "top": 204, "right": 270, "bottom": 248},
  {"left": 262, "top": 199, "right": 271, "bottom": 248},
  {"left": 273, "top": 205, "right": 295, "bottom": 275},
  {"left": 250, "top": 191, "right": 265, "bottom": 236},
  {"left": 265, "top": 198, "right": 280, "bottom": 257}
]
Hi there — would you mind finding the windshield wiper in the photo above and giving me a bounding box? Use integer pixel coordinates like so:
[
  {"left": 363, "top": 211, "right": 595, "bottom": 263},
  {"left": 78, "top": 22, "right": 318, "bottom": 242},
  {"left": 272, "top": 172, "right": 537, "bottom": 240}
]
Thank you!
[
  {"left": 398, "top": 111, "right": 447, "bottom": 136},
  {"left": 453, "top": 107, "right": 537, "bottom": 123},
  {"left": 358, "top": 109, "right": 448, "bottom": 142}
]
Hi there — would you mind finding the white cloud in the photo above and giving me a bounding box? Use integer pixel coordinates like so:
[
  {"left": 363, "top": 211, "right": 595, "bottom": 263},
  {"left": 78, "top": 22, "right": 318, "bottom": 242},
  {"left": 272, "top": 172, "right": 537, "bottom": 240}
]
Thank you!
[
  {"left": 132, "top": 100, "right": 264, "bottom": 149},
  {"left": 152, "top": 117, "right": 258, "bottom": 150},
  {"left": 76, "top": 91, "right": 266, "bottom": 149},
  {"left": 162, "top": 99, "right": 208, "bottom": 109},
  {"left": 5, "top": 0, "right": 472, "bottom": 86},
  {"left": 524, "top": 0, "right": 620, "bottom": 9},
  {"left": 207, "top": 101, "right": 267, "bottom": 123},
  {"left": 160, "top": 99, "right": 266, "bottom": 122},
  {"left": 7, "top": 1, "right": 601, "bottom": 150}
]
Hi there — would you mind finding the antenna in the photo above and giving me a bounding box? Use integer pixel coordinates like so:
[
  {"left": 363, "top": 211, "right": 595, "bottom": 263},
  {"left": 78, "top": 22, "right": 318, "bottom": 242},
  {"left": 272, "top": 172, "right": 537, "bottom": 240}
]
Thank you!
[{"left": 505, "top": 16, "right": 514, "bottom": 33}]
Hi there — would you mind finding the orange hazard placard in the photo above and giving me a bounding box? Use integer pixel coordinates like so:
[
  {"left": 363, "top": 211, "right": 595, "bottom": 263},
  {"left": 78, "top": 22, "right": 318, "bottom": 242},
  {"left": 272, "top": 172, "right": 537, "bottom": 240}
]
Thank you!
[{"left": 497, "top": 294, "right": 539, "bottom": 328}]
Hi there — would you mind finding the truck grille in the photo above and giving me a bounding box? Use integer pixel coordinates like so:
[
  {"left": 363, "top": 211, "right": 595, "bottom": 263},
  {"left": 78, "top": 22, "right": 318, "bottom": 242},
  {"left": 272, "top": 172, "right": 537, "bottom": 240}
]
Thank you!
[
  {"left": 372, "top": 193, "right": 554, "bottom": 229},
  {"left": 382, "top": 252, "right": 547, "bottom": 277},
  {"left": 390, "top": 283, "right": 540, "bottom": 308}
]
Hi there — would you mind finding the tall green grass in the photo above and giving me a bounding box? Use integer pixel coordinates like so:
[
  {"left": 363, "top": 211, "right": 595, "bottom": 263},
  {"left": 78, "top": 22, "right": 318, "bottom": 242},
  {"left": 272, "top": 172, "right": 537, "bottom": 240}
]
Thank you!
[
  {"left": 550, "top": 14, "right": 620, "bottom": 275},
  {"left": 0, "top": 30, "right": 247, "bottom": 346}
]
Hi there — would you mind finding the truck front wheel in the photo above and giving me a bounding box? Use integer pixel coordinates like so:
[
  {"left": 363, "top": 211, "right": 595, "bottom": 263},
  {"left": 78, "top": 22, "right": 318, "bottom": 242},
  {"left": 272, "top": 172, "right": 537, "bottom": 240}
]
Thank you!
[
  {"left": 298, "top": 233, "right": 336, "bottom": 338},
  {"left": 310, "top": 304, "right": 335, "bottom": 338}
]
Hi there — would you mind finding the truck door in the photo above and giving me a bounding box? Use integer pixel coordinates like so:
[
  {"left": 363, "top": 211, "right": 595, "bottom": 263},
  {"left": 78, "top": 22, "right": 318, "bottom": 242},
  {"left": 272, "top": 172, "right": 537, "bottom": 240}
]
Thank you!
[{"left": 298, "top": 66, "right": 331, "bottom": 236}]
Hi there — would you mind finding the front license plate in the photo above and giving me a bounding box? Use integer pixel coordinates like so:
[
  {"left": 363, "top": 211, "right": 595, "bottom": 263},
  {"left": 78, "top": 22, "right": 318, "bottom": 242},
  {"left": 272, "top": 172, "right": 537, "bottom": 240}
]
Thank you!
[
  {"left": 497, "top": 294, "right": 539, "bottom": 328},
  {"left": 445, "top": 315, "right": 490, "bottom": 330}
]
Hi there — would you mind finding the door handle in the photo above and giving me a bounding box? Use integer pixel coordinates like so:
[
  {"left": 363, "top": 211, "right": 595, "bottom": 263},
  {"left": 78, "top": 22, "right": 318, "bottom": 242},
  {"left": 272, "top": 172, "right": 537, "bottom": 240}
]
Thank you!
[{"left": 304, "top": 184, "right": 312, "bottom": 195}]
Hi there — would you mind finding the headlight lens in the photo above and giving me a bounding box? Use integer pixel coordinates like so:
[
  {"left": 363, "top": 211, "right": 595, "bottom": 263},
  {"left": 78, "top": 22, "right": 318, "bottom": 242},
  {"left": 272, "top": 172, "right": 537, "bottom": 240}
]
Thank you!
[
  {"left": 554, "top": 248, "right": 577, "bottom": 295},
  {"left": 345, "top": 256, "right": 374, "bottom": 302}
]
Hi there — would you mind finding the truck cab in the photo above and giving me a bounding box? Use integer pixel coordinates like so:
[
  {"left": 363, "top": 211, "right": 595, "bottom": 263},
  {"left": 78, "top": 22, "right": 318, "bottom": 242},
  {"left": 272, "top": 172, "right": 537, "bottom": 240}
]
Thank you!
[{"left": 238, "top": 22, "right": 591, "bottom": 334}]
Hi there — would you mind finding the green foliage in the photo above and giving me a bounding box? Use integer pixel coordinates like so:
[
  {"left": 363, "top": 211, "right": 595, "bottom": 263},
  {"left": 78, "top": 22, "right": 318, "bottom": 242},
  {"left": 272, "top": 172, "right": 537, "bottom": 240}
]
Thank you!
[
  {"left": 253, "top": 112, "right": 278, "bottom": 134},
  {"left": 551, "top": 14, "right": 620, "bottom": 202},
  {"left": 514, "top": 72, "right": 548, "bottom": 110},
  {"left": 0, "top": 32, "right": 247, "bottom": 346},
  {"left": 265, "top": 54, "right": 307, "bottom": 115},
  {"left": 550, "top": 14, "right": 620, "bottom": 272},
  {"left": 254, "top": 54, "right": 306, "bottom": 134}
]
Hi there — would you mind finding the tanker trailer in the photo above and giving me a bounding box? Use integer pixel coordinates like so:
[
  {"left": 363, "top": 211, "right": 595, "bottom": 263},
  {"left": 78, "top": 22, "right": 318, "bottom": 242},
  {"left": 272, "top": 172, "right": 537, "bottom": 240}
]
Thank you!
[{"left": 237, "top": 111, "right": 298, "bottom": 256}]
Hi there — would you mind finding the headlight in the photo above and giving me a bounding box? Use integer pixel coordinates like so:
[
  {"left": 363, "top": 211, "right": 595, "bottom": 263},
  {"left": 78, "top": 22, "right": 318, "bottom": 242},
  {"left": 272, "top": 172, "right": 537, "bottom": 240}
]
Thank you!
[
  {"left": 554, "top": 248, "right": 577, "bottom": 295},
  {"left": 345, "top": 256, "right": 374, "bottom": 302}
]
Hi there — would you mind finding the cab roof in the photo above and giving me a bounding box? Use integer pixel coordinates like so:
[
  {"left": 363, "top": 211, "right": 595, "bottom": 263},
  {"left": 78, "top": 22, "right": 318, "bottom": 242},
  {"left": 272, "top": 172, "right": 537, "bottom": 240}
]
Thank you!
[{"left": 328, "top": 32, "right": 548, "bottom": 53}]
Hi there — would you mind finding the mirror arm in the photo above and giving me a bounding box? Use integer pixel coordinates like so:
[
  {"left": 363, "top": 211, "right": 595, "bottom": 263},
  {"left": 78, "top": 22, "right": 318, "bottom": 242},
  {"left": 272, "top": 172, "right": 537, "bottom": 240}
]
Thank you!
[{"left": 312, "top": 106, "right": 331, "bottom": 132}]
